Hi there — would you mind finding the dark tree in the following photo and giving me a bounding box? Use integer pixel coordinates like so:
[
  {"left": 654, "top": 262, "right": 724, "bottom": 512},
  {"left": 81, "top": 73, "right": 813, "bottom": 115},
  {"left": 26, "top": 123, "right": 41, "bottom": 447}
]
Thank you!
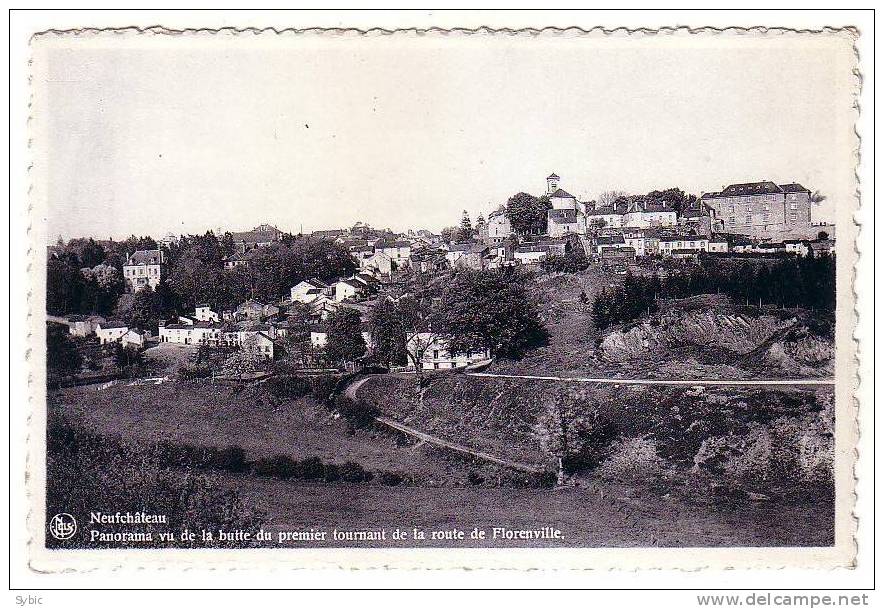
[
  {"left": 367, "top": 297, "right": 408, "bottom": 367},
  {"left": 325, "top": 308, "right": 367, "bottom": 366},
  {"left": 46, "top": 322, "right": 82, "bottom": 379},
  {"left": 46, "top": 259, "right": 84, "bottom": 315},
  {"left": 505, "top": 192, "right": 552, "bottom": 235},
  {"left": 433, "top": 269, "right": 547, "bottom": 358},
  {"left": 127, "top": 286, "right": 164, "bottom": 332}
]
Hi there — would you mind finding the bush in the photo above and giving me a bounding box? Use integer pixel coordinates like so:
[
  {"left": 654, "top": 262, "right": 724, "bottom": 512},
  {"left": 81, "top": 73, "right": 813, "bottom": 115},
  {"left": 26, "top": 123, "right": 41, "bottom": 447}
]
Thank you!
[
  {"left": 467, "top": 471, "right": 485, "bottom": 486},
  {"left": 300, "top": 456, "right": 326, "bottom": 481},
  {"left": 692, "top": 398, "right": 834, "bottom": 489},
  {"left": 596, "top": 436, "right": 666, "bottom": 482},
  {"left": 210, "top": 445, "right": 247, "bottom": 473},
  {"left": 265, "top": 374, "right": 312, "bottom": 402},
  {"left": 252, "top": 455, "right": 300, "bottom": 479},
  {"left": 322, "top": 463, "right": 341, "bottom": 482},
  {"left": 339, "top": 461, "right": 373, "bottom": 483},
  {"left": 379, "top": 471, "right": 405, "bottom": 486},
  {"left": 512, "top": 470, "right": 558, "bottom": 488},
  {"left": 46, "top": 413, "right": 264, "bottom": 549},
  {"left": 309, "top": 375, "right": 339, "bottom": 403},
  {"left": 334, "top": 397, "right": 380, "bottom": 429}
]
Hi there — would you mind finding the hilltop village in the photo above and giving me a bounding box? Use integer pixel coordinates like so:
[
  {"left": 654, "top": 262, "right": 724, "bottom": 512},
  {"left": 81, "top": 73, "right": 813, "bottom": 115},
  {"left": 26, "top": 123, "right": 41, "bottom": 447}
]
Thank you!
[{"left": 46, "top": 173, "right": 836, "bottom": 380}]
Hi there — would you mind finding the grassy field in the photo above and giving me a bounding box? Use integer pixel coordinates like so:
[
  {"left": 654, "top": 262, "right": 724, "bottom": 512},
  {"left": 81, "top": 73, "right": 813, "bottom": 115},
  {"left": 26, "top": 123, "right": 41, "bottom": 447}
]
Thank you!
[
  {"left": 224, "top": 474, "right": 833, "bottom": 548},
  {"left": 49, "top": 381, "right": 522, "bottom": 485},
  {"left": 49, "top": 376, "right": 834, "bottom": 548}
]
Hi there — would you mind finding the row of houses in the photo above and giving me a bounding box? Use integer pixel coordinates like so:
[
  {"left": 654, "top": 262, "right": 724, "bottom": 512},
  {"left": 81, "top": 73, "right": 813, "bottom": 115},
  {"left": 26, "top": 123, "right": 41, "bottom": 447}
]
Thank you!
[
  {"left": 66, "top": 316, "right": 152, "bottom": 347},
  {"left": 290, "top": 270, "right": 382, "bottom": 305}
]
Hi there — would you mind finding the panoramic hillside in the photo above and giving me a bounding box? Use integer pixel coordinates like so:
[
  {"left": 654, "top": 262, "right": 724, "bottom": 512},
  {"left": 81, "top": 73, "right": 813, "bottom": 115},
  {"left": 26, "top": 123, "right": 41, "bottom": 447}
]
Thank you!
[{"left": 489, "top": 266, "right": 835, "bottom": 380}]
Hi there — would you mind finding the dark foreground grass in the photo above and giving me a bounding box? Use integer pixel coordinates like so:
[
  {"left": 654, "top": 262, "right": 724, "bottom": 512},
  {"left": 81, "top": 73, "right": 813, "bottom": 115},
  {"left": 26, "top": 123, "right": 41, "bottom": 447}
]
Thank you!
[
  {"left": 226, "top": 473, "right": 833, "bottom": 548},
  {"left": 48, "top": 379, "right": 834, "bottom": 548}
]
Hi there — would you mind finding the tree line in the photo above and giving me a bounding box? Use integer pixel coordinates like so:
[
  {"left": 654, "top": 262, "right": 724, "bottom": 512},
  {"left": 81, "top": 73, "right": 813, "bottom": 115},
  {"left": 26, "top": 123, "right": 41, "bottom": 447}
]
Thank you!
[
  {"left": 46, "top": 232, "right": 356, "bottom": 331},
  {"left": 592, "top": 254, "right": 836, "bottom": 330}
]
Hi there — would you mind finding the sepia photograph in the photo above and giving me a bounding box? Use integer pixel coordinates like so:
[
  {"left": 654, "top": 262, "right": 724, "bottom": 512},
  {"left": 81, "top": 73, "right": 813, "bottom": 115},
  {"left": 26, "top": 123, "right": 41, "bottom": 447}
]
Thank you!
[{"left": 22, "top": 19, "right": 862, "bottom": 578}]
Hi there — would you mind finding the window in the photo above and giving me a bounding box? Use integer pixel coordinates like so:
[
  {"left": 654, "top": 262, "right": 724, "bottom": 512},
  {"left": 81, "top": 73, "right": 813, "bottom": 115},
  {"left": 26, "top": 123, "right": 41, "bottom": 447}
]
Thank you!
[{"left": 790, "top": 203, "right": 798, "bottom": 210}]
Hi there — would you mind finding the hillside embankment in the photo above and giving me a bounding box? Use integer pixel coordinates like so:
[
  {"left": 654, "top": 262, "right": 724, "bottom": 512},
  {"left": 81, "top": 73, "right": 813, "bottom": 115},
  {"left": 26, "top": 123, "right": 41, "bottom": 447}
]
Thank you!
[{"left": 354, "top": 373, "right": 834, "bottom": 503}]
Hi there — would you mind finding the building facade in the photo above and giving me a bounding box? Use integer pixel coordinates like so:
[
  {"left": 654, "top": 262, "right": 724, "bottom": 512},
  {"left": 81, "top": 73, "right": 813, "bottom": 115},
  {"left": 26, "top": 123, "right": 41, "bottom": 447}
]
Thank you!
[
  {"left": 123, "top": 249, "right": 166, "bottom": 292},
  {"left": 700, "top": 181, "right": 812, "bottom": 236}
]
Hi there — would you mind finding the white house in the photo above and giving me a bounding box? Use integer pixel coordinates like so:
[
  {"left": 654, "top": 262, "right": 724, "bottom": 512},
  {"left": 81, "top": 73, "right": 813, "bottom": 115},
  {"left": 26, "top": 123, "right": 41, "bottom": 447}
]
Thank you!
[
  {"left": 67, "top": 315, "right": 104, "bottom": 338},
  {"left": 334, "top": 278, "right": 365, "bottom": 302},
  {"left": 360, "top": 251, "right": 393, "bottom": 275},
  {"left": 308, "top": 328, "right": 372, "bottom": 351},
  {"left": 405, "top": 333, "right": 490, "bottom": 371},
  {"left": 513, "top": 246, "right": 548, "bottom": 265},
  {"left": 96, "top": 321, "right": 129, "bottom": 345},
  {"left": 194, "top": 304, "right": 220, "bottom": 322},
  {"left": 623, "top": 235, "right": 660, "bottom": 257},
  {"left": 291, "top": 278, "right": 331, "bottom": 304},
  {"left": 123, "top": 249, "right": 166, "bottom": 293},
  {"left": 784, "top": 240, "right": 810, "bottom": 256},
  {"left": 658, "top": 237, "right": 709, "bottom": 256},
  {"left": 585, "top": 207, "right": 625, "bottom": 230},
  {"left": 376, "top": 240, "right": 411, "bottom": 265},
  {"left": 121, "top": 329, "right": 151, "bottom": 348},
  {"left": 622, "top": 201, "right": 678, "bottom": 229},
  {"left": 482, "top": 209, "right": 512, "bottom": 244},
  {"left": 708, "top": 237, "right": 730, "bottom": 253},
  {"left": 159, "top": 323, "right": 198, "bottom": 345}
]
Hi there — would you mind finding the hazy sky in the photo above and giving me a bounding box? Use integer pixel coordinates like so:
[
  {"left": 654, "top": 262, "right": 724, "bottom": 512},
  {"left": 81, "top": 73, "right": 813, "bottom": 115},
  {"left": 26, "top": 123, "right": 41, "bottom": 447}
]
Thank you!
[{"left": 35, "top": 32, "right": 855, "bottom": 241}]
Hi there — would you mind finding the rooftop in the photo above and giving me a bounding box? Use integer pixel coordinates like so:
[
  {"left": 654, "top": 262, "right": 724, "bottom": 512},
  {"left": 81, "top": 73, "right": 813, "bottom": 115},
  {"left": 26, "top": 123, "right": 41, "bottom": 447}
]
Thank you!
[
  {"left": 126, "top": 250, "right": 164, "bottom": 266},
  {"left": 549, "top": 188, "right": 576, "bottom": 199}
]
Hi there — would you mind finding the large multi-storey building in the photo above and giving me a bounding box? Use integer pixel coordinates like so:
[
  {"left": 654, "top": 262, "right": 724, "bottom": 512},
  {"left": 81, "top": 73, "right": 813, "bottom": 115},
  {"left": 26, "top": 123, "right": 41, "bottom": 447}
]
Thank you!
[
  {"left": 123, "top": 249, "right": 166, "bottom": 292},
  {"left": 700, "top": 181, "right": 812, "bottom": 236}
]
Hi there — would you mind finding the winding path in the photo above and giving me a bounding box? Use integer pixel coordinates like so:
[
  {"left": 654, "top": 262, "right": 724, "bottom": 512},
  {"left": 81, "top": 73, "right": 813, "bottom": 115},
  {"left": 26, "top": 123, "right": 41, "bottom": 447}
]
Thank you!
[{"left": 374, "top": 416, "right": 544, "bottom": 474}]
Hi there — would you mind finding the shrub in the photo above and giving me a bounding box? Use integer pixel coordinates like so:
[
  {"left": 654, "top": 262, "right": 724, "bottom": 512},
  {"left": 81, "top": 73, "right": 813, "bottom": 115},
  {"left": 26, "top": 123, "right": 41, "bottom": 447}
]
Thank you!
[
  {"left": 252, "top": 455, "right": 300, "bottom": 479},
  {"left": 265, "top": 374, "right": 312, "bottom": 402},
  {"left": 334, "top": 397, "right": 380, "bottom": 429},
  {"left": 379, "top": 471, "right": 405, "bottom": 486},
  {"left": 210, "top": 445, "right": 247, "bottom": 473},
  {"left": 322, "top": 463, "right": 341, "bottom": 482},
  {"left": 596, "top": 436, "right": 666, "bottom": 482},
  {"left": 339, "top": 461, "right": 373, "bottom": 483},
  {"left": 300, "top": 456, "right": 326, "bottom": 481},
  {"left": 309, "top": 375, "right": 339, "bottom": 403},
  {"left": 512, "top": 470, "right": 558, "bottom": 488},
  {"left": 467, "top": 471, "right": 485, "bottom": 486},
  {"left": 46, "top": 413, "right": 264, "bottom": 549},
  {"left": 692, "top": 399, "right": 834, "bottom": 489}
]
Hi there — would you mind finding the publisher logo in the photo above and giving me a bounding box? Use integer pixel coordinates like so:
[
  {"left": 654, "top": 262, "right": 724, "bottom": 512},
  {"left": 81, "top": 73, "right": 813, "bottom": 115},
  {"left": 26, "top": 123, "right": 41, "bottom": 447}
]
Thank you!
[{"left": 49, "top": 513, "right": 77, "bottom": 540}]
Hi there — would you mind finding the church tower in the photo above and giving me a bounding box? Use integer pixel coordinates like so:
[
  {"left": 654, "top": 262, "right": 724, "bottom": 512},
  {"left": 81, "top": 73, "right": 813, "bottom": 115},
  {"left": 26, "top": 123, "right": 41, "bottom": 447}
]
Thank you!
[{"left": 546, "top": 173, "right": 560, "bottom": 195}]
